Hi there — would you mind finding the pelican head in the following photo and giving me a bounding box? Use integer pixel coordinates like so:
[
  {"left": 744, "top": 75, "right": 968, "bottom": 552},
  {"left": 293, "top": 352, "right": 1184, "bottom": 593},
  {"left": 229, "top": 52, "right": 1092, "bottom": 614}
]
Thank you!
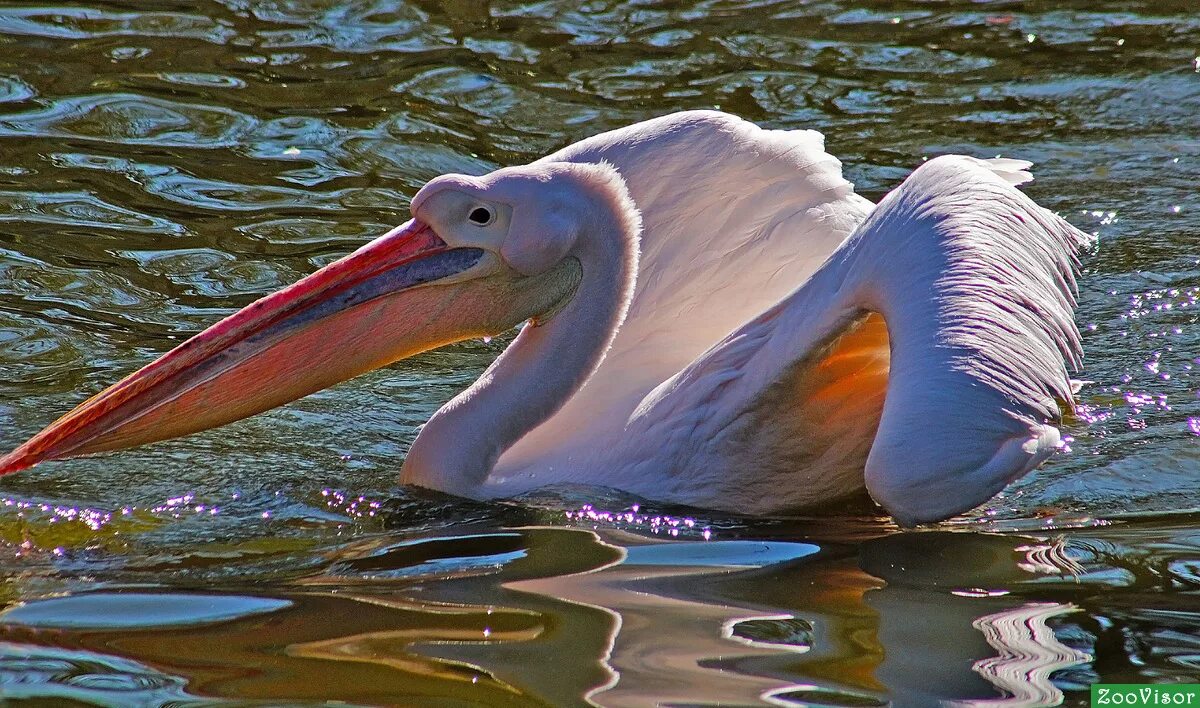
[{"left": 0, "top": 161, "right": 636, "bottom": 475}]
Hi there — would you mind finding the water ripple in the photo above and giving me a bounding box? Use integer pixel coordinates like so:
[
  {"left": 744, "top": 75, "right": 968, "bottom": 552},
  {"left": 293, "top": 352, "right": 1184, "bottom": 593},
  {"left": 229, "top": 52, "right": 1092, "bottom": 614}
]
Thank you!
[
  {"left": 0, "top": 93, "right": 256, "bottom": 148},
  {"left": 0, "top": 6, "right": 236, "bottom": 42},
  {"left": 961, "top": 603, "right": 1091, "bottom": 707},
  {"left": 0, "top": 642, "right": 194, "bottom": 704},
  {"left": 0, "top": 189, "right": 182, "bottom": 234},
  {"left": 0, "top": 76, "right": 35, "bottom": 104}
]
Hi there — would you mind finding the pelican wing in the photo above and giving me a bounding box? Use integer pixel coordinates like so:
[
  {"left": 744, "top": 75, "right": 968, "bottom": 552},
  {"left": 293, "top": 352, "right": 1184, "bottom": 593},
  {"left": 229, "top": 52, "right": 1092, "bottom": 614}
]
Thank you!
[
  {"left": 497, "top": 111, "right": 871, "bottom": 474},
  {"left": 627, "top": 156, "right": 1092, "bottom": 525}
]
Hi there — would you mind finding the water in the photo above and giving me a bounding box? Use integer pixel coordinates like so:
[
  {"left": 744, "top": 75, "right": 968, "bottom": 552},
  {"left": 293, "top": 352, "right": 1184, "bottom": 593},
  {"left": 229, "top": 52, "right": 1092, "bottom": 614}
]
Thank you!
[{"left": 0, "top": 1, "right": 1197, "bottom": 705}]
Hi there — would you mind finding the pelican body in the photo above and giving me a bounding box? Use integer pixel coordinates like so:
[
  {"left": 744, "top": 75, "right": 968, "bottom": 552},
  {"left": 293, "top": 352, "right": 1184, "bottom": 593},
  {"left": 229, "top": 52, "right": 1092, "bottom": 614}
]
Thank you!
[{"left": 0, "top": 112, "right": 1090, "bottom": 525}]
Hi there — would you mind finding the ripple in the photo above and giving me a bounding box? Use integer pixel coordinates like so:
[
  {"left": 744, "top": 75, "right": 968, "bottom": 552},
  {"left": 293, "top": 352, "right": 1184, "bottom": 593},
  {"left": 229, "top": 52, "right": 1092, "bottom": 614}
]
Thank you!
[
  {"left": 721, "top": 35, "right": 997, "bottom": 77},
  {"left": 341, "top": 132, "right": 494, "bottom": 190},
  {"left": 0, "top": 312, "right": 86, "bottom": 387},
  {"left": 0, "top": 76, "right": 35, "bottom": 104},
  {"left": 329, "top": 532, "right": 527, "bottom": 580},
  {"left": 0, "top": 642, "right": 194, "bottom": 703},
  {"left": 969, "top": 603, "right": 1091, "bottom": 706},
  {"left": 123, "top": 247, "right": 303, "bottom": 298},
  {"left": 0, "top": 93, "right": 256, "bottom": 148},
  {"left": 0, "top": 591, "right": 291, "bottom": 629},
  {"left": 250, "top": 2, "right": 433, "bottom": 53},
  {"left": 235, "top": 217, "right": 391, "bottom": 249},
  {"left": 768, "top": 687, "right": 887, "bottom": 707},
  {"left": 728, "top": 616, "right": 814, "bottom": 651},
  {"left": 0, "top": 248, "right": 186, "bottom": 335},
  {"left": 0, "top": 6, "right": 235, "bottom": 42},
  {"left": 0, "top": 189, "right": 183, "bottom": 234},
  {"left": 158, "top": 72, "right": 247, "bottom": 90},
  {"left": 624, "top": 540, "right": 819, "bottom": 567},
  {"left": 50, "top": 152, "right": 371, "bottom": 212}
]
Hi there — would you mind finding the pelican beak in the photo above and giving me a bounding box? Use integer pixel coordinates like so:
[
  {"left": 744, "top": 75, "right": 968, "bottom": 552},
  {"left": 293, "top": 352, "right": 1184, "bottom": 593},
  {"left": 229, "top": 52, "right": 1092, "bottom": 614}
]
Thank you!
[{"left": 0, "top": 220, "right": 580, "bottom": 474}]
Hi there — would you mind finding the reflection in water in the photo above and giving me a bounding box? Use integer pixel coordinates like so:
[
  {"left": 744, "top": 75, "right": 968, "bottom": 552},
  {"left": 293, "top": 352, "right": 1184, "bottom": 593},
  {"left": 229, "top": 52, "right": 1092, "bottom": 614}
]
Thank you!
[
  {"left": 0, "top": 642, "right": 195, "bottom": 705},
  {"left": 857, "top": 532, "right": 1090, "bottom": 707},
  {"left": 0, "top": 591, "right": 291, "bottom": 629},
  {"left": 507, "top": 535, "right": 820, "bottom": 707},
  {"left": 0, "top": 516, "right": 1196, "bottom": 705},
  {"left": 1, "top": 586, "right": 555, "bottom": 706},
  {"left": 284, "top": 594, "right": 543, "bottom": 702},
  {"left": 961, "top": 603, "right": 1090, "bottom": 708},
  {"left": 1014, "top": 540, "right": 1086, "bottom": 577}
]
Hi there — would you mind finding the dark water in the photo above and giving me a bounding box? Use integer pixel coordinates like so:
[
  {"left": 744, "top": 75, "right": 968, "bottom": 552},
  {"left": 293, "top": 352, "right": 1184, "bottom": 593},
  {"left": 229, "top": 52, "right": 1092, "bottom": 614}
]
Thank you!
[{"left": 0, "top": 1, "right": 1197, "bottom": 705}]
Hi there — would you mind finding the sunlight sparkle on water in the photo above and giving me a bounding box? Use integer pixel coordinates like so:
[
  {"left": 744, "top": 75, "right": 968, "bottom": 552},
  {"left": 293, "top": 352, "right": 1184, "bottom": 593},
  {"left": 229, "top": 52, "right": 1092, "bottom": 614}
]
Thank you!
[
  {"left": 0, "top": 491, "right": 245, "bottom": 559},
  {"left": 1080, "top": 282, "right": 1200, "bottom": 441},
  {"left": 319, "top": 488, "right": 383, "bottom": 519},
  {"left": 0, "top": 498, "right": 114, "bottom": 532},
  {"left": 564, "top": 503, "right": 713, "bottom": 540},
  {"left": 1074, "top": 404, "right": 1111, "bottom": 425}
]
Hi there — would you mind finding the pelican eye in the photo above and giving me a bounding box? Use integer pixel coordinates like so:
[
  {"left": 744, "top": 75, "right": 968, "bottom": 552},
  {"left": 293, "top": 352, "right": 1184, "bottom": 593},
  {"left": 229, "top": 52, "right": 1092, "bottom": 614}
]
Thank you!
[{"left": 468, "top": 206, "right": 495, "bottom": 226}]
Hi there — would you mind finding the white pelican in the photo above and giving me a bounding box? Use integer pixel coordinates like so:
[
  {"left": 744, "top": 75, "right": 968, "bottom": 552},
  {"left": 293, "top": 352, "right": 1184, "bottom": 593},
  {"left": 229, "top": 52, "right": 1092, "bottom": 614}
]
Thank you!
[{"left": 0, "top": 111, "right": 1090, "bottom": 525}]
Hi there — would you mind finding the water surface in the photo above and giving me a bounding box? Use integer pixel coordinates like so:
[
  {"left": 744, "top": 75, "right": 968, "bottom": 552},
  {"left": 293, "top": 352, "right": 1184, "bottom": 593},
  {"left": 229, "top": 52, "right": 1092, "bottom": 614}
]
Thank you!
[{"left": 0, "top": 1, "right": 1198, "bottom": 705}]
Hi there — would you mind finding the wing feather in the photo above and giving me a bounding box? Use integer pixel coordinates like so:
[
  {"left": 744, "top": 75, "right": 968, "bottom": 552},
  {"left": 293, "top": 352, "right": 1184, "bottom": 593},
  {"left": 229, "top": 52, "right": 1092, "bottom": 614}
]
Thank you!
[
  {"left": 495, "top": 111, "right": 871, "bottom": 477},
  {"left": 624, "top": 155, "right": 1092, "bottom": 524}
]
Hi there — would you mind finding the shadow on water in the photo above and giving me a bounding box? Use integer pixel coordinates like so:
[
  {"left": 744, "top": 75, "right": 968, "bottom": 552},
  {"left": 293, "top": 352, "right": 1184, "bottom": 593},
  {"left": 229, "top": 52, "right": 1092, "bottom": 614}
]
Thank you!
[{"left": 0, "top": 0, "right": 1197, "bottom": 704}]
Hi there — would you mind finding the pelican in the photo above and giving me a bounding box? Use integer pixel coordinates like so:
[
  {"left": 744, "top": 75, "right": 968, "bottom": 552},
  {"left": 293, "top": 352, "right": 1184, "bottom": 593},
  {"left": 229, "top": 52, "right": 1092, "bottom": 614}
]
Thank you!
[{"left": 0, "top": 111, "right": 1090, "bottom": 525}]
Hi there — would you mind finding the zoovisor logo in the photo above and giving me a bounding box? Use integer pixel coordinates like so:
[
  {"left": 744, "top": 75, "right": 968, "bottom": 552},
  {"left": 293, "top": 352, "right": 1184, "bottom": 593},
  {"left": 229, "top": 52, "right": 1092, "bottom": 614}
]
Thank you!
[{"left": 1093, "top": 685, "right": 1200, "bottom": 706}]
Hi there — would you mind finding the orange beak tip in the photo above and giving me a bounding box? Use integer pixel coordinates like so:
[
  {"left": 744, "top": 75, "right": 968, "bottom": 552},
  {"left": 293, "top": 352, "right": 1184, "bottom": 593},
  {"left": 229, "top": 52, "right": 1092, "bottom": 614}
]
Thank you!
[{"left": 0, "top": 450, "right": 35, "bottom": 476}]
